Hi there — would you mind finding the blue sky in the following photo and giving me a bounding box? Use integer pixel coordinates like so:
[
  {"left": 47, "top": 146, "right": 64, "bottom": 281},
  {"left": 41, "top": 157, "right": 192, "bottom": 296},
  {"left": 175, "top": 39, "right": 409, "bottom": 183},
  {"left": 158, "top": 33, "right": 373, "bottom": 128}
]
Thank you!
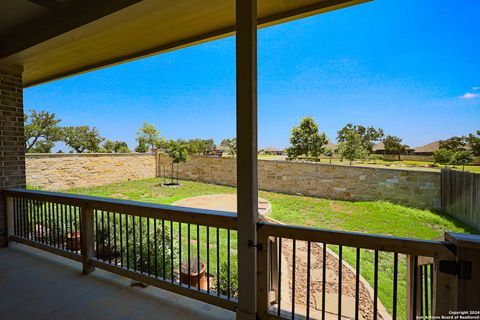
[{"left": 25, "top": 0, "right": 480, "bottom": 151}]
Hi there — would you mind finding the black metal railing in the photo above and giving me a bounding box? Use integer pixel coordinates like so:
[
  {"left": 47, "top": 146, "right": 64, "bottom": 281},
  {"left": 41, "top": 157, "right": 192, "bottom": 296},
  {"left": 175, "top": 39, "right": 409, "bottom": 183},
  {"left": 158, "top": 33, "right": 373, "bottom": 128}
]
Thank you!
[
  {"left": 257, "top": 223, "right": 450, "bottom": 320},
  {"left": 5, "top": 189, "right": 238, "bottom": 311}
]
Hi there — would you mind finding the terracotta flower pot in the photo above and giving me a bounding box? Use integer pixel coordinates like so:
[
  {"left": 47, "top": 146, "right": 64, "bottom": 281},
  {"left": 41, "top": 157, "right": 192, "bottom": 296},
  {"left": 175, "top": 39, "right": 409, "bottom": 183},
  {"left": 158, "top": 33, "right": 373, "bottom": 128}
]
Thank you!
[
  {"left": 180, "top": 259, "right": 207, "bottom": 290},
  {"left": 66, "top": 231, "right": 81, "bottom": 251}
]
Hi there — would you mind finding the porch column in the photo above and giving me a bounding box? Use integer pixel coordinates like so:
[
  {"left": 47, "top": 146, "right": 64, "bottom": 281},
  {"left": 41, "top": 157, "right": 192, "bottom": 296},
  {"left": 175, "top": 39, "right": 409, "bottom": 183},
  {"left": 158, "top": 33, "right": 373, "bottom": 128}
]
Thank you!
[
  {"left": 236, "top": 0, "right": 258, "bottom": 319},
  {"left": 0, "top": 68, "right": 26, "bottom": 248}
]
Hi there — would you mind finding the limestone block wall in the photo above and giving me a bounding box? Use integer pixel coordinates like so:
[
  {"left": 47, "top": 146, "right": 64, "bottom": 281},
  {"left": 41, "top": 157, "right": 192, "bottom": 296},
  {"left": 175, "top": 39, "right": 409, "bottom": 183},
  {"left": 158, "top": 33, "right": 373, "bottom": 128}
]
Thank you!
[
  {"left": 159, "top": 155, "right": 441, "bottom": 210},
  {"left": 26, "top": 153, "right": 157, "bottom": 190}
]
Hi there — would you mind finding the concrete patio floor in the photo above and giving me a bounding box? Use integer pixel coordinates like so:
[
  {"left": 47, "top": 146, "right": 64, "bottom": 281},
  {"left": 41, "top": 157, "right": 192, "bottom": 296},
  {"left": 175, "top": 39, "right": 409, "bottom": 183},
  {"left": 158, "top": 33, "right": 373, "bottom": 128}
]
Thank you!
[{"left": 0, "top": 243, "right": 235, "bottom": 320}]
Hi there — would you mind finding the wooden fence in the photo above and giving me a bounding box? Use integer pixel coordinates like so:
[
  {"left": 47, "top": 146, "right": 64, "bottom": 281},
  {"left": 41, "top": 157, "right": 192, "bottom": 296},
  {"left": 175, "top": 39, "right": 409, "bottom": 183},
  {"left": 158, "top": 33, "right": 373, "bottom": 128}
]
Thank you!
[{"left": 441, "top": 169, "right": 480, "bottom": 230}]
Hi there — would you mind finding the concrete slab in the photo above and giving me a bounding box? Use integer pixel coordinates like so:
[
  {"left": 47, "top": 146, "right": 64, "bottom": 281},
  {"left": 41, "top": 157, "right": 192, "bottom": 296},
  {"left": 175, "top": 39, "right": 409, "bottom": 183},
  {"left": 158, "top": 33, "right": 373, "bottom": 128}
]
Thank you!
[{"left": 0, "top": 243, "right": 234, "bottom": 320}]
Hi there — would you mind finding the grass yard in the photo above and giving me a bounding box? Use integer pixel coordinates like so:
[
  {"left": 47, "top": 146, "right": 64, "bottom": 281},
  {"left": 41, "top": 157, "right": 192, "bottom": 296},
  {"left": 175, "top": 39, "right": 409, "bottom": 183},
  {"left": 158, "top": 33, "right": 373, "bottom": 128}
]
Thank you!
[{"left": 63, "top": 178, "right": 475, "bottom": 317}]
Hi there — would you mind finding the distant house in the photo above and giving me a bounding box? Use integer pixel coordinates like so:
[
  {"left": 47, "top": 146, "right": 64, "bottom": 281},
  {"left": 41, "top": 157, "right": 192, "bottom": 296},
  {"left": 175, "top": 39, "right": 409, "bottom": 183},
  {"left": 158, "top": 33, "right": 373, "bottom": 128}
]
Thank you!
[
  {"left": 213, "top": 145, "right": 228, "bottom": 157},
  {"left": 412, "top": 141, "right": 440, "bottom": 156},
  {"left": 373, "top": 141, "right": 414, "bottom": 155},
  {"left": 372, "top": 142, "right": 386, "bottom": 154},
  {"left": 325, "top": 142, "right": 337, "bottom": 151},
  {"left": 259, "top": 147, "right": 284, "bottom": 155}
]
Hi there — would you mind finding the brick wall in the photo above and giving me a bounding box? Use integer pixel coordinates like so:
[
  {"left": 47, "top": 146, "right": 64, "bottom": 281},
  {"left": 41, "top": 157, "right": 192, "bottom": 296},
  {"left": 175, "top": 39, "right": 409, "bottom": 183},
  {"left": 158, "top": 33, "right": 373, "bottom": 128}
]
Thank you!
[
  {"left": 0, "top": 68, "right": 25, "bottom": 247},
  {"left": 26, "top": 153, "right": 157, "bottom": 190}
]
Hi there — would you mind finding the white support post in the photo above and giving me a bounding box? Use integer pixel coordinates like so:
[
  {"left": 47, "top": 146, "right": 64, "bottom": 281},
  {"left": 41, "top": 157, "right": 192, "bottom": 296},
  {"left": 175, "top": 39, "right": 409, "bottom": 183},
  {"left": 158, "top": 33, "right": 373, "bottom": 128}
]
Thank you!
[{"left": 236, "top": 0, "right": 258, "bottom": 318}]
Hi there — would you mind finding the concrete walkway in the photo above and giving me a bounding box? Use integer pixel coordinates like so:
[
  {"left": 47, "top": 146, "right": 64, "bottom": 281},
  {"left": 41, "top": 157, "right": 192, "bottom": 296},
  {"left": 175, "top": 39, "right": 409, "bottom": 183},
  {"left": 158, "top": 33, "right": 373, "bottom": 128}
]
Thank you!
[{"left": 0, "top": 243, "right": 234, "bottom": 320}]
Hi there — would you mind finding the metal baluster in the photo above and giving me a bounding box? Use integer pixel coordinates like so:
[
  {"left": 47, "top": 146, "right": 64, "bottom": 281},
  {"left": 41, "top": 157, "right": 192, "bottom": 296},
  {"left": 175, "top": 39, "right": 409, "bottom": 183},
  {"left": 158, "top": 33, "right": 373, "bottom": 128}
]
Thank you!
[
  {"left": 69, "top": 205, "right": 73, "bottom": 250},
  {"left": 227, "top": 229, "right": 230, "bottom": 298},
  {"left": 170, "top": 221, "right": 174, "bottom": 283},
  {"left": 292, "top": 239, "right": 296, "bottom": 319},
  {"left": 188, "top": 223, "right": 191, "bottom": 288},
  {"left": 162, "top": 219, "right": 166, "bottom": 279},
  {"left": 306, "top": 241, "right": 311, "bottom": 320},
  {"left": 101, "top": 210, "right": 105, "bottom": 260},
  {"left": 133, "top": 216, "right": 137, "bottom": 270},
  {"left": 338, "top": 245, "right": 342, "bottom": 320},
  {"left": 126, "top": 214, "right": 130, "bottom": 269},
  {"left": 179, "top": 222, "right": 182, "bottom": 284},
  {"left": 355, "top": 248, "right": 360, "bottom": 320},
  {"left": 322, "top": 243, "right": 326, "bottom": 320},
  {"left": 374, "top": 250, "right": 378, "bottom": 320},
  {"left": 197, "top": 224, "right": 201, "bottom": 291},
  {"left": 113, "top": 212, "right": 117, "bottom": 265},
  {"left": 119, "top": 213, "right": 123, "bottom": 267},
  {"left": 278, "top": 237, "right": 282, "bottom": 316},
  {"left": 424, "top": 265, "right": 429, "bottom": 318},
  {"left": 154, "top": 218, "right": 158, "bottom": 278},
  {"left": 419, "top": 263, "right": 423, "bottom": 318},
  {"left": 393, "top": 253, "right": 398, "bottom": 320},
  {"left": 413, "top": 256, "right": 418, "bottom": 320},
  {"left": 147, "top": 217, "right": 150, "bottom": 275},
  {"left": 139, "top": 216, "right": 143, "bottom": 273},
  {"left": 207, "top": 226, "right": 210, "bottom": 293},
  {"left": 216, "top": 227, "right": 220, "bottom": 296}
]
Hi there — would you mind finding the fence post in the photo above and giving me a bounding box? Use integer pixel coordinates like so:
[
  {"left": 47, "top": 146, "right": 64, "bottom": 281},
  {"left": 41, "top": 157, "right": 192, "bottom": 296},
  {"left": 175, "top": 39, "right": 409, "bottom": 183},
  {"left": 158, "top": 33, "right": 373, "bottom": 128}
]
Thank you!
[
  {"left": 81, "top": 204, "right": 95, "bottom": 274},
  {"left": 406, "top": 255, "right": 421, "bottom": 320}
]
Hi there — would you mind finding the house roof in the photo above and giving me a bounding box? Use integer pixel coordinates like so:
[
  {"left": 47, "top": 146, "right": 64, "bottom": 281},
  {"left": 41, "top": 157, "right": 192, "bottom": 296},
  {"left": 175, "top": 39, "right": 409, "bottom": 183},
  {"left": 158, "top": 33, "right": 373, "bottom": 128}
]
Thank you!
[
  {"left": 413, "top": 141, "right": 440, "bottom": 153},
  {"left": 372, "top": 141, "right": 385, "bottom": 151},
  {"left": 325, "top": 142, "right": 337, "bottom": 150},
  {"left": 0, "top": 0, "right": 370, "bottom": 88}
]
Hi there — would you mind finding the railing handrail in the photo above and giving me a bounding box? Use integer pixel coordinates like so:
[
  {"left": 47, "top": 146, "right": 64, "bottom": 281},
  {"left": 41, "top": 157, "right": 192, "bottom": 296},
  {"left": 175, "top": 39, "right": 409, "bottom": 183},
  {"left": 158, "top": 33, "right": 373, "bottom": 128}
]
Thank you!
[
  {"left": 257, "top": 222, "right": 453, "bottom": 257},
  {"left": 4, "top": 188, "right": 238, "bottom": 230}
]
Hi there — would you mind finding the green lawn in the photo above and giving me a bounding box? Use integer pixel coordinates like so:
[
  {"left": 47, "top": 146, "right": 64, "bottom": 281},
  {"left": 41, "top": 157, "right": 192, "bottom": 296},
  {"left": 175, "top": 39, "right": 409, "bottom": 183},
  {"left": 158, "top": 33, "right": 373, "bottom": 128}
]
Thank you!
[{"left": 62, "top": 178, "right": 475, "bottom": 317}]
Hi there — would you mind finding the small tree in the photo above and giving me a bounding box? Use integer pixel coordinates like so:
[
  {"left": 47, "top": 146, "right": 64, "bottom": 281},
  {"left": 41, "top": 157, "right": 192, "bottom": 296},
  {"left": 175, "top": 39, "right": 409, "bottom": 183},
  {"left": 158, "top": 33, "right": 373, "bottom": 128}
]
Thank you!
[
  {"left": 63, "top": 126, "right": 104, "bottom": 153},
  {"left": 221, "top": 138, "right": 237, "bottom": 157},
  {"left": 103, "top": 140, "right": 130, "bottom": 153},
  {"left": 24, "top": 110, "right": 62, "bottom": 152},
  {"left": 166, "top": 140, "right": 189, "bottom": 184},
  {"left": 439, "top": 136, "right": 467, "bottom": 152},
  {"left": 433, "top": 149, "right": 453, "bottom": 167},
  {"left": 286, "top": 117, "right": 328, "bottom": 160},
  {"left": 337, "top": 131, "right": 367, "bottom": 165},
  {"left": 337, "top": 123, "right": 384, "bottom": 154},
  {"left": 136, "top": 122, "right": 165, "bottom": 152},
  {"left": 383, "top": 135, "right": 409, "bottom": 161},
  {"left": 466, "top": 130, "right": 480, "bottom": 156},
  {"left": 451, "top": 150, "right": 475, "bottom": 171},
  {"left": 324, "top": 148, "right": 334, "bottom": 164}
]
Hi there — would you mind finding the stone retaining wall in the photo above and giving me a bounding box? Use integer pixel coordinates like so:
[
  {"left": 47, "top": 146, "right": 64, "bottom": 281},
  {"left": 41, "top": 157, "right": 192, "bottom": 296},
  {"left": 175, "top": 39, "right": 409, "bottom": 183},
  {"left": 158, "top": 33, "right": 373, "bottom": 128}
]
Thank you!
[
  {"left": 159, "top": 155, "right": 441, "bottom": 210},
  {"left": 26, "top": 153, "right": 157, "bottom": 190},
  {"left": 26, "top": 153, "right": 441, "bottom": 210}
]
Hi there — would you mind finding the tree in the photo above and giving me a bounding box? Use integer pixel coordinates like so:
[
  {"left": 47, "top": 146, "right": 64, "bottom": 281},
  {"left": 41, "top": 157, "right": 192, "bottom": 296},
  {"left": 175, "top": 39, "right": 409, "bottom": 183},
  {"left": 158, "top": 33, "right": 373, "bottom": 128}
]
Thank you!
[
  {"left": 439, "top": 136, "right": 467, "bottom": 152},
  {"left": 186, "top": 139, "right": 215, "bottom": 155},
  {"left": 433, "top": 149, "right": 453, "bottom": 167},
  {"left": 337, "top": 123, "right": 384, "bottom": 154},
  {"left": 24, "top": 110, "right": 62, "bottom": 152},
  {"left": 221, "top": 138, "right": 237, "bottom": 157},
  {"left": 286, "top": 117, "right": 328, "bottom": 160},
  {"left": 466, "top": 130, "right": 480, "bottom": 156},
  {"left": 324, "top": 148, "right": 334, "bottom": 164},
  {"left": 166, "top": 140, "right": 189, "bottom": 184},
  {"left": 451, "top": 150, "right": 475, "bottom": 171},
  {"left": 103, "top": 140, "right": 130, "bottom": 153},
  {"left": 337, "top": 131, "right": 368, "bottom": 165},
  {"left": 63, "top": 126, "right": 104, "bottom": 153},
  {"left": 136, "top": 122, "right": 165, "bottom": 152},
  {"left": 383, "top": 135, "right": 409, "bottom": 161},
  {"left": 29, "top": 140, "right": 55, "bottom": 153}
]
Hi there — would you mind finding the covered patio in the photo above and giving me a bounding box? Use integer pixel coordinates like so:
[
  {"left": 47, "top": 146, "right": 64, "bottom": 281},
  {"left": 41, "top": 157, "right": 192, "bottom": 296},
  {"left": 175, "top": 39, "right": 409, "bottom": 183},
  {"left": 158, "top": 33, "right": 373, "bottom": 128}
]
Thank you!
[{"left": 1, "top": 0, "right": 480, "bottom": 319}]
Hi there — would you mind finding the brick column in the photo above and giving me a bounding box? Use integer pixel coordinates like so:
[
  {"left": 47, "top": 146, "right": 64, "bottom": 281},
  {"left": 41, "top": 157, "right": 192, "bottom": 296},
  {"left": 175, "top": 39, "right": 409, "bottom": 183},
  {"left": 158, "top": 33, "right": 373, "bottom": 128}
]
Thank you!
[{"left": 0, "top": 68, "right": 25, "bottom": 248}]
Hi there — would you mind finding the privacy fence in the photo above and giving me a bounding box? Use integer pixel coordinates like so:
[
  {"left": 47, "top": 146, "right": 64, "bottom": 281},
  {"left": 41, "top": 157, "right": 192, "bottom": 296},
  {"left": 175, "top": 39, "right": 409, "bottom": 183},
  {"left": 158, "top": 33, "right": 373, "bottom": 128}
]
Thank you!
[{"left": 441, "top": 169, "right": 480, "bottom": 231}]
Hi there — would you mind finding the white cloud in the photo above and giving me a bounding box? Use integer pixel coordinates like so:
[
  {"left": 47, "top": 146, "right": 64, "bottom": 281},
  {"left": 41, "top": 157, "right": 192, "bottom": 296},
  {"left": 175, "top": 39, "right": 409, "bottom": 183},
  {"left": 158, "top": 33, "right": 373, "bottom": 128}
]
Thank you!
[
  {"left": 473, "top": 86, "right": 480, "bottom": 91},
  {"left": 461, "top": 92, "right": 480, "bottom": 99}
]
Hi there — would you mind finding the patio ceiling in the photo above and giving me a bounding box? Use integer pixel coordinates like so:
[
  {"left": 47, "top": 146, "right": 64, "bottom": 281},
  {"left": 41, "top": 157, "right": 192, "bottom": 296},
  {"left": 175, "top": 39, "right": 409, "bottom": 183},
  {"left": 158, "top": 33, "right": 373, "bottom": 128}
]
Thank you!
[{"left": 0, "top": 0, "right": 369, "bottom": 88}]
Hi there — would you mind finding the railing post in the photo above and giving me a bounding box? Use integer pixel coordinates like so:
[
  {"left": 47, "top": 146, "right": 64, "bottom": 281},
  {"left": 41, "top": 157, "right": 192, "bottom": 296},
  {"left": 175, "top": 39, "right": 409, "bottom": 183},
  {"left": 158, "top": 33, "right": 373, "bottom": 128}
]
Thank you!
[
  {"left": 256, "top": 225, "right": 269, "bottom": 318},
  {"left": 5, "top": 195, "right": 14, "bottom": 242},
  {"left": 443, "top": 232, "right": 480, "bottom": 312},
  {"left": 406, "top": 255, "right": 421, "bottom": 320},
  {"left": 236, "top": 0, "right": 258, "bottom": 318},
  {"left": 81, "top": 204, "right": 95, "bottom": 274}
]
